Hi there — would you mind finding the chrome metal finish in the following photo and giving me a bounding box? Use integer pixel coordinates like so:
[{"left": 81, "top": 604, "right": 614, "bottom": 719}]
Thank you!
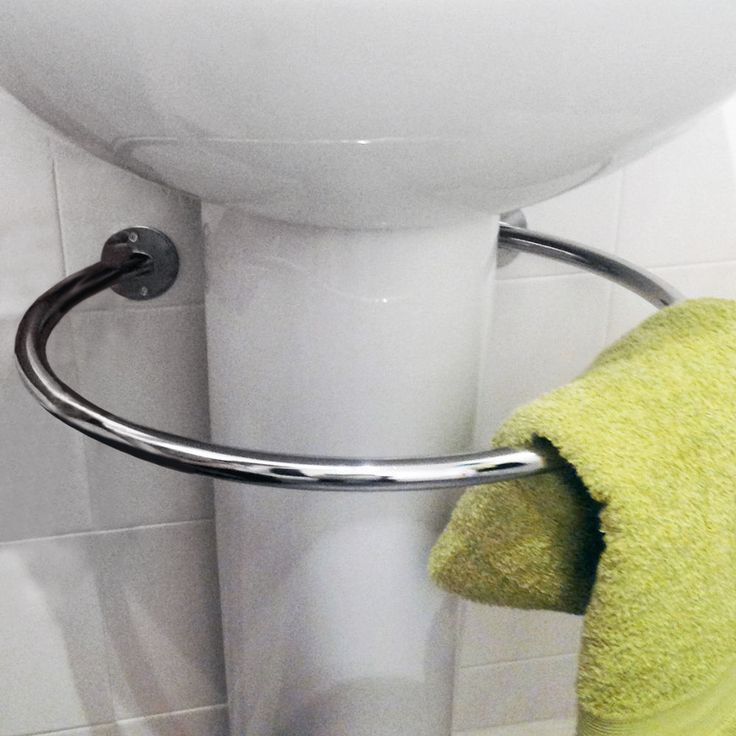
[
  {"left": 500, "top": 209, "right": 528, "bottom": 230},
  {"left": 499, "top": 223, "right": 684, "bottom": 308},
  {"left": 101, "top": 226, "right": 179, "bottom": 300},
  {"left": 14, "top": 224, "right": 684, "bottom": 491},
  {"left": 497, "top": 210, "right": 528, "bottom": 267}
]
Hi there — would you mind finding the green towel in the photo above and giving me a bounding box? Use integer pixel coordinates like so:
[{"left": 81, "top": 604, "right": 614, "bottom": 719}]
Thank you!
[{"left": 429, "top": 298, "right": 736, "bottom": 735}]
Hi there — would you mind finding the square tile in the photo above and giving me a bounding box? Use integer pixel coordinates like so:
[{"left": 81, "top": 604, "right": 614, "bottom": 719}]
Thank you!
[
  {"left": 0, "top": 317, "right": 92, "bottom": 542},
  {"left": 0, "top": 87, "right": 65, "bottom": 141},
  {"left": 95, "top": 521, "right": 226, "bottom": 719},
  {"left": 459, "top": 603, "right": 582, "bottom": 667},
  {"left": 0, "top": 534, "right": 113, "bottom": 735},
  {"left": 19, "top": 706, "right": 229, "bottom": 736},
  {"left": 475, "top": 274, "right": 611, "bottom": 446},
  {"left": 51, "top": 140, "right": 205, "bottom": 310},
  {"left": 0, "top": 97, "right": 64, "bottom": 319},
  {"left": 616, "top": 107, "right": 736, "bottom": 268},
  {"left": 71, "top": 305, "right": 213, "bottom": 528},
  {"left": 46, "top": 706, "right": 230, "bottom": 736},
  {"left": 606, "top": 260, "right": 736, "bottom": 343},
  {"left": 498, "top": 171, "right": 623, "bottom": 280},
  {"left": 453, "top": 656, "right": 578, "bottom": 732},
  {"left": 112, "top": 706, "right": 229, "bottom": 736}
]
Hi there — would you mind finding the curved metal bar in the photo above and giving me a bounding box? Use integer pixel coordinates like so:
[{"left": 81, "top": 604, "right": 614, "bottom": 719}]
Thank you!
[
  {"left": 14, "top": 223, "right": 684, "bottom": 491},
  {"left": 498, "top": 223, "right": 684, "bottom": 308}
]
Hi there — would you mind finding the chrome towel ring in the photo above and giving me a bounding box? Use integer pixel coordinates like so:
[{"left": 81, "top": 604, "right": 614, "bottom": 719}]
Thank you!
[{"left": 14, "top": 219, "right": 684, "bottom": 491}]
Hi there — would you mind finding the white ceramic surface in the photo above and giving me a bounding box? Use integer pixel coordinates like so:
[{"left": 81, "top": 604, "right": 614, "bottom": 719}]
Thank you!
[
  {"left": 95, "top": 522, "right": 226, "bottom": 718},
  {"left": 3, "top": 1, "right": 736, "bottom": 227},
  {"left": 0, "top": 88, "right": 227, "bottom": 736},
  {"left": 0, "top": 319, "right": 91, "bottom": 542},
  {"left": 459, "top": 606, "right": 582, "bottom": 669},
  {"left": 454, "top": 655, "right": 578, "bottom": 733},
  {"left": 458, "top": 718, "right": 576, "bottom": 736},
  {"left": 0, "top": 536, "right": 113, "bottom": 735},
  {"left": 5, "top": 3, "right": 736, "bottom": 735},
  {"left": 7, "top": 80, "right": 736, "bottom": 736},
  {"left": 70, "top": 306, "right": 213, "bottom": 528},
  {"left": 205, "top": 210, "right": 498, "bottom": 735}
]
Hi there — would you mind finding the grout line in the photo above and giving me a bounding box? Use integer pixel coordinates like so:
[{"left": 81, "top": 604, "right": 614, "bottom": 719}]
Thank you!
[
  {"left": 49, "top": 140, "right": 70, "bottom": 278},
  {"left": 647, "top": 256, "right": 736, "bottom": 271},
  {"left": 492, "top": 270, "right": 603, "bottom": 285},
  {"left": 14, "top": 703, "right": 228, "bottom": 736},
  {"left": 66, "top": 298, "right": 98, "bottom": 555},
  {"left": 495, "top": 263, "right": 579, "bottom": 281},
  {"left": 600, "top": 281, "right": 615, "bottom": 348},
  {"left": 471, "top": 246, "right": 501, "bottom": 448},
  {"left": 49, "top": 139, "right": 102, "bottom": 584},
  {"left": 117, "top": 702, "right": 228, "bottom": 725},
  {"left": 612, "top": 167, "right": 627, "bottom": 258},
  {"left": 493, "top": 255, "right": 736, "bottom": 286},
  {"left": 90, "top": 508, "right": 122, "bottom": 733},
  {"left": 499, "top": 254, "right": 736, "bottom": 281},
  {"left": 603, "top": 171, "right": 628, "bottom": 344},
  {"left": 459, "top": 652, "right": 578, "bottom": 672},
  {"left": 453, "top": 716, "right": 577, "bottom": 736},
  {"left": 73, "top": 301, "right": 205, "bottom": 316},
  {"left": 0, "top": 518, "right": 215, "bottom": 549}
]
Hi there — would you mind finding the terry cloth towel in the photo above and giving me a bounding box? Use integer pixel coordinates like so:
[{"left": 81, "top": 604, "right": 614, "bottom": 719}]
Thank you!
[{"left": 429, "top": 298, "right": 736, "bottom": 736}]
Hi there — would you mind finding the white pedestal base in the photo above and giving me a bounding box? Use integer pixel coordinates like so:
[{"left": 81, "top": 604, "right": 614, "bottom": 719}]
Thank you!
[{"left": 204, "top": 210, "right": 499, "bottom": 736}]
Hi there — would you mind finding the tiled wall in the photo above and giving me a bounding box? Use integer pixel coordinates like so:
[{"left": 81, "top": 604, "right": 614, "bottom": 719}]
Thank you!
[
  {"left": 0, "top": 90, "right": 226, "bottom": 736},
  {"left": 3, "top": 86, "right": 736, "bottom": 736},
  {"left": 455, "top": 103, "right": 736, "bottom": 734}
]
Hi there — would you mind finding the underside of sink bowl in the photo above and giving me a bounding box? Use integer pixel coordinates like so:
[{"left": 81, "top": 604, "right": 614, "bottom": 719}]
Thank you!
[
  {"left": 7, "top": 4, "right": 736, "bottom": 736},
  {"left": 3, "top": 0, "right": 736, "bottom": 227}
]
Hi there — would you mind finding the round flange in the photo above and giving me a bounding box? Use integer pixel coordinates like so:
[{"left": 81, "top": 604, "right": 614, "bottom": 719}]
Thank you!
[
  {"left": 101, "top": 227, "right": 179, "bottom": 300},
  {"left": 497, "top": 209, "right": 528, "bottom": 268}
]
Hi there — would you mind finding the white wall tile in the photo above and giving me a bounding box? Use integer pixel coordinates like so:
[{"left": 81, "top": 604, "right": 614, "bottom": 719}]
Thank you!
[
  {"left": 456, "top": 717, "right": 575, "bottom": 736},
  {"left": 453, "top": 656, "right": 578, "bottom": 733},
  {"left": 95, "top": 521, "right": 226, "bottom": 719},
  {"left": 111, "top": 706, "right": 229, "bottom": 736},
  {"left": 6, "top": 67, "right": 736, "bottom": 736},
  {"left": 1, "top": 87, "right": 226, "bottom": 736},
  {"left": 0, "top": 318, "right": 92, "bottom": 542},
  {"left": 459, "top": 604, "right": 582, "bottom": 668},
  {"left": 607, "top": 260, "right": 736, "bottom": 343},
  {"left": 51, "top": 140, "right": 205, "bottom": 310},
  {"left": 616, "top": 108, "right": 736, "bottom": 267},
  {"left": 475, "top": 273, "right": 611, "bottom": 445},
  {"left": 459, "top": 103, "right": 736, "bottom": 733},
  {"left": 0, "top": 87, "right": 63, "bottom": 140},
  {"left": 498, "top": 172, "right": 622, "bottom": 279},
  {"left": 0, "top": 535, "right": 113, "bottom": 736},
  {"left": 0, "top": 93, "right": 64, "bottom": 319},
  {"left": 70, "top": 306, "right": 213, "bottom": 528},
  {"left": 17, "top": 706, "right": 229, "bottom": 736}
]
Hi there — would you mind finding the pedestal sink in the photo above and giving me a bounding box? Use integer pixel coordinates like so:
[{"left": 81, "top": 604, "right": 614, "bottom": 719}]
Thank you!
[{"left": 4, "top": 2, "right": 736, "bottom": 734}]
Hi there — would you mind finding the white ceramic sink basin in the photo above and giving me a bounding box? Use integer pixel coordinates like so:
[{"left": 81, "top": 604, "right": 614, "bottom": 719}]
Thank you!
[
  {"left": 3, "top": 1, "right": 736, "bottom": 227},
  {"left": 6, "top": 5, "right": 736, "bottom": 736}
]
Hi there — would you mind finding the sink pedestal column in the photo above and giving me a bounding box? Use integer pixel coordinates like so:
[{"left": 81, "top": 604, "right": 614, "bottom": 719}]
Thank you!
[{"left": 204, "top": 209, "right": 499, "bottom": 736}]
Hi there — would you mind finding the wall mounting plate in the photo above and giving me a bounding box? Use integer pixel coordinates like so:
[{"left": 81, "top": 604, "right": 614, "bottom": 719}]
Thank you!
[{"left": 100, "top": 226, "right": 179, "bottom": 300}]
